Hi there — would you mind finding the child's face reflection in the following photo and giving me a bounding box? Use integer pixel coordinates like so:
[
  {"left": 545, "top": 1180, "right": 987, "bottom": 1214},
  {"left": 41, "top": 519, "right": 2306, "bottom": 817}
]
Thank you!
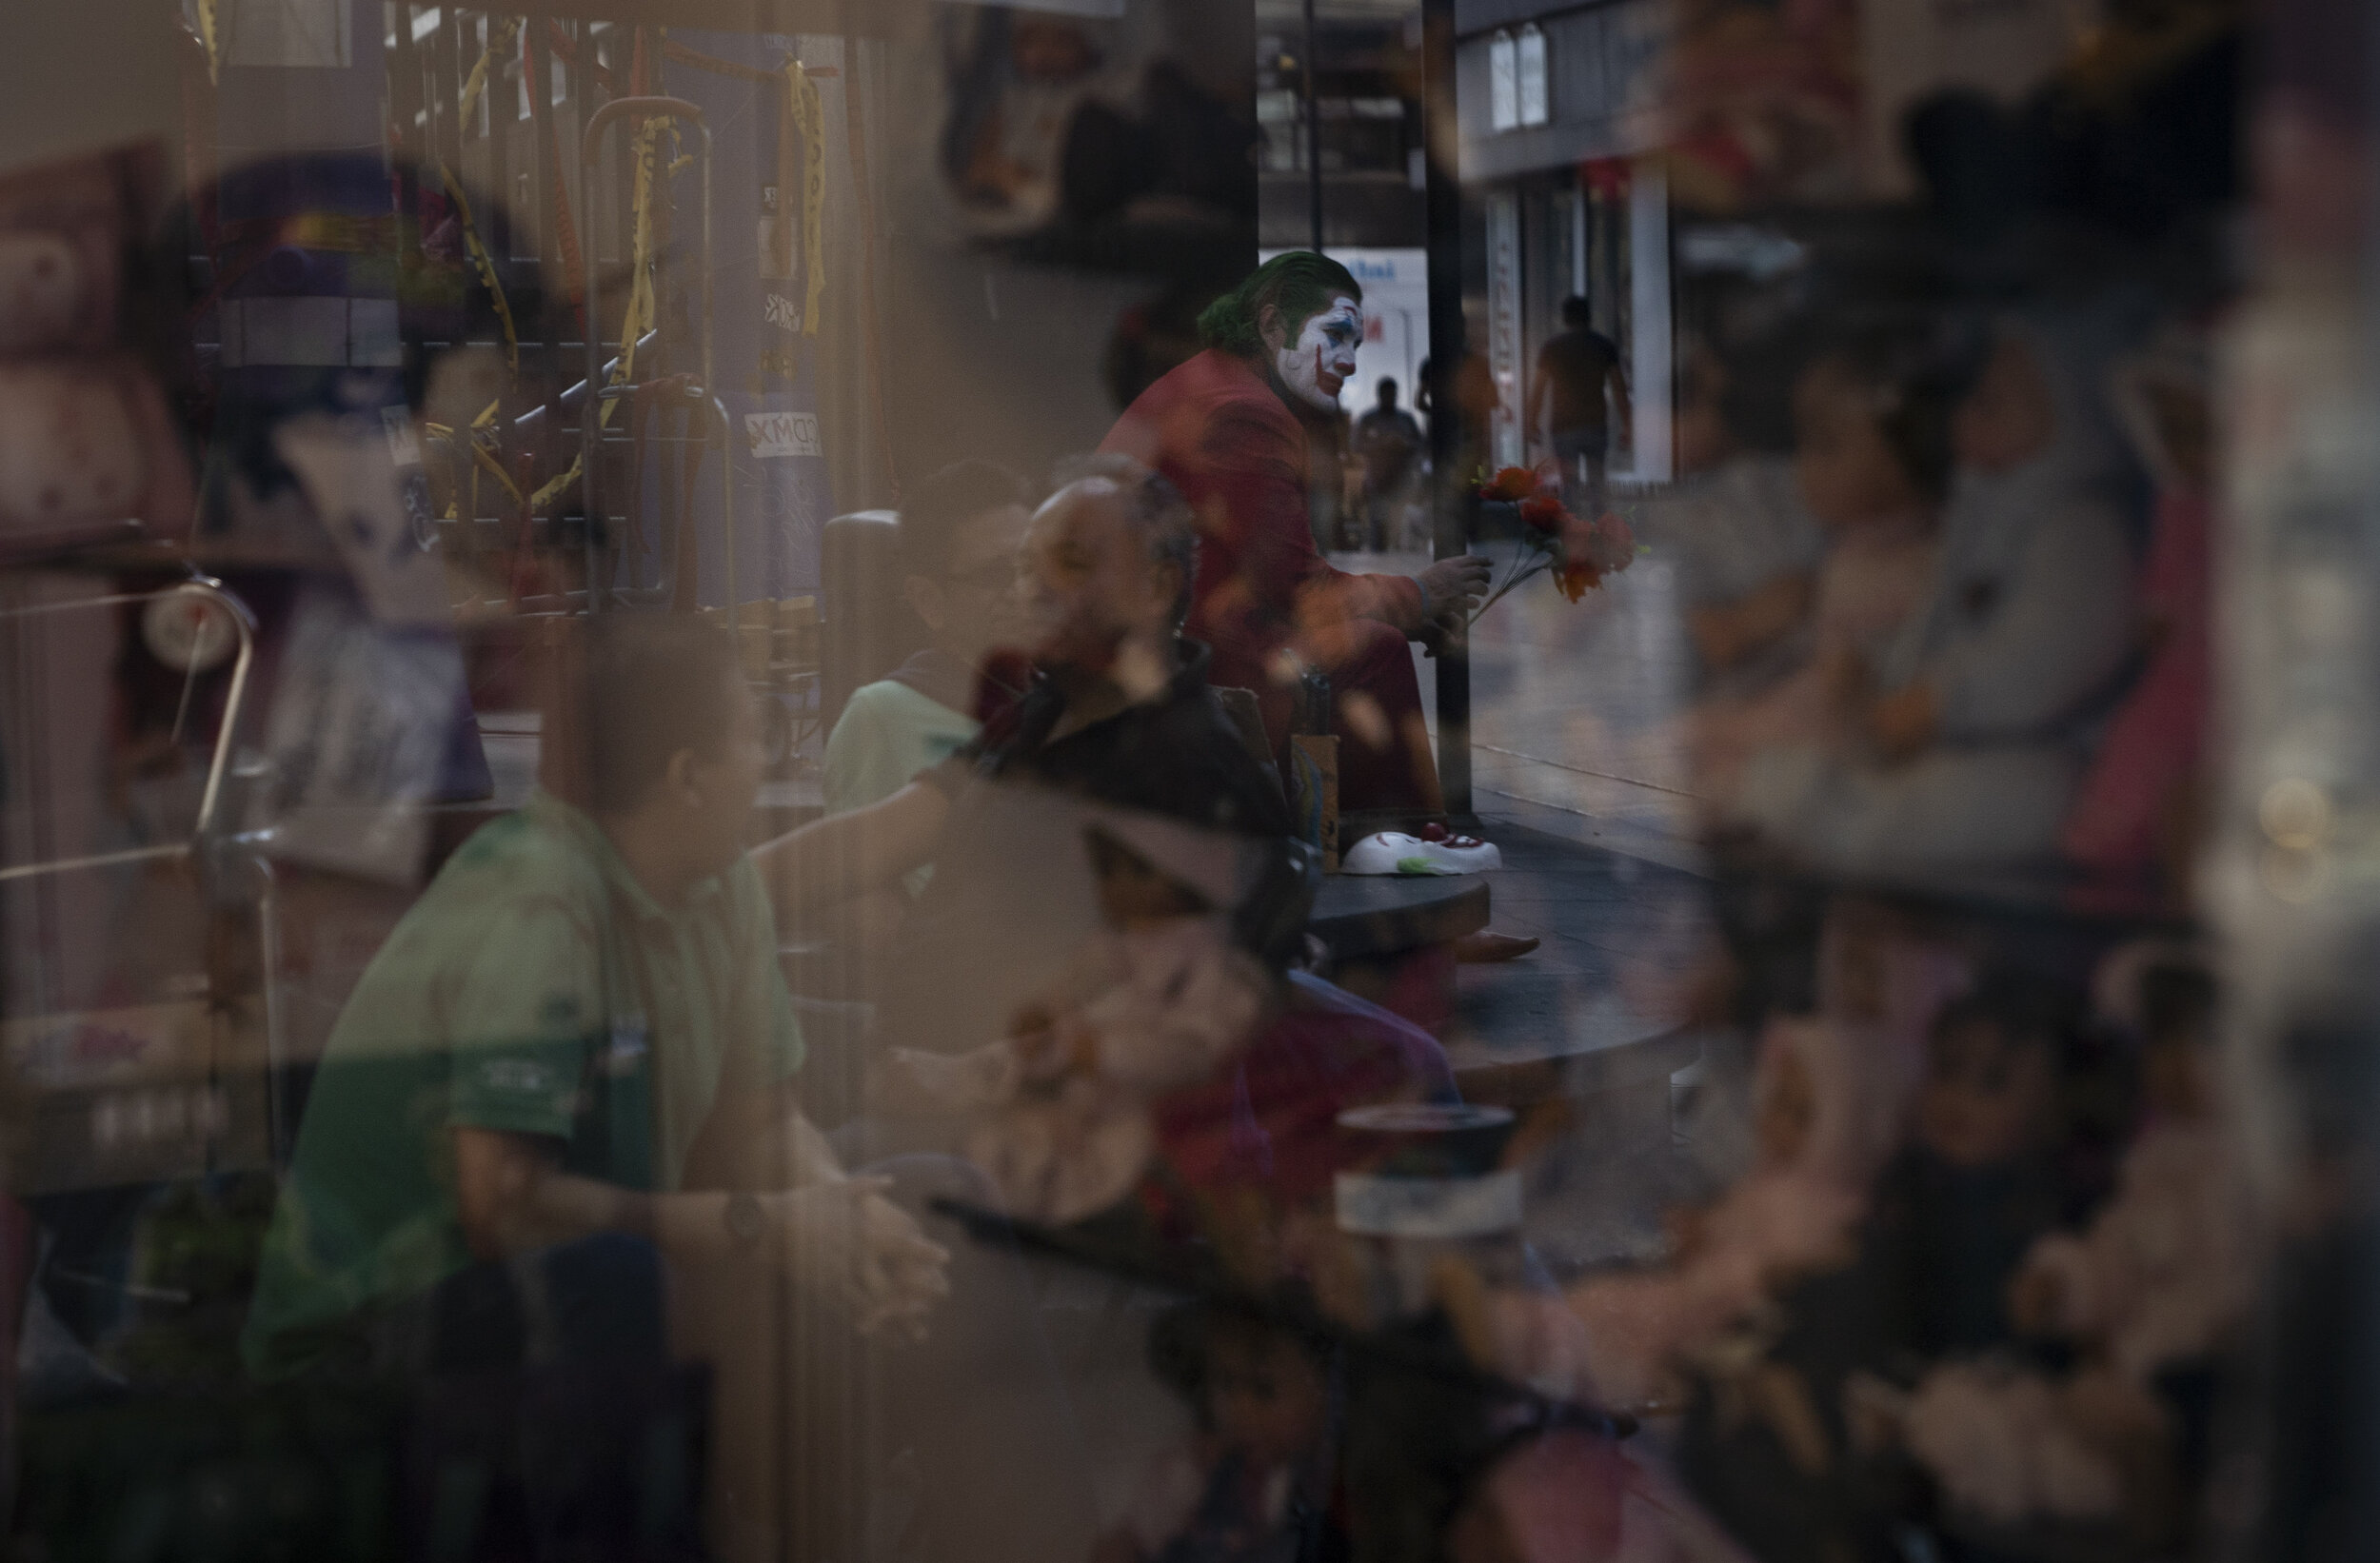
[
  {"left": 1206, "top": 1334, "right": 1327, "bottom": 1468},
  {"left": 1917, "top": 1019, "right": 2054, "bottom": 1168}
]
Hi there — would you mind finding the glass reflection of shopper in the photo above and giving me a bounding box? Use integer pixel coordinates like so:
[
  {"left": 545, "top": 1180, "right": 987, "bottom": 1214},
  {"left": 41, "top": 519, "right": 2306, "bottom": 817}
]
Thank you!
[
  {"left": 820, "top": 461, "right": 1035, "bottom": 956},
  {"left": 758, "top": 461, "right": 1294, "bottom": 928},
  {"left": 1653, "top": 341, "right": 1826, "bottom": 693},
  {"left": 1526, "top": 294, "right": 1631, "bottom": 517},
  {"left": 1694, "top": 334, "right": 1953, "bottom": 817},
  {"left": 243, "top": 616, "right": 950, "bottom": 1384},
  {"left": 1095, "top": 1307, "right": 1338, "bottom": 1563},
  {"left": 823, "top": 461, "right": 1035, "bottom": 821},
  {"left": 1732, "top": 321, "right": 2136, "bottom": 875}
]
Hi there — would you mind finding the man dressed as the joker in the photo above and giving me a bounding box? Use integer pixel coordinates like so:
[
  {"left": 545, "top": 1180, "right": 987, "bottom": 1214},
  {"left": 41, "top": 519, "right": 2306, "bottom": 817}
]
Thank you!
[
  {"left": 1100, "top": 253, "right": 1492, "bottom": 822},
  {"left": 1101, "top": 252, "right": 1534, "bottom": 962}
]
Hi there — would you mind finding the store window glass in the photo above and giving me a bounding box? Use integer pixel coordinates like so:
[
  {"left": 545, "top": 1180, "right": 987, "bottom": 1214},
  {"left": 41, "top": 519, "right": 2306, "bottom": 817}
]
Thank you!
[{"left": 0, "top": 0, "right": 2364, "bottom": 1560}]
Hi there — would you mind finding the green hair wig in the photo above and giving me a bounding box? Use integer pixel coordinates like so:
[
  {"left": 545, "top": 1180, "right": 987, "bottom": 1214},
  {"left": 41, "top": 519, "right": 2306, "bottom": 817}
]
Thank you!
[{"left": 1197, "top": 251, "right": 1364, "bottom": 358}]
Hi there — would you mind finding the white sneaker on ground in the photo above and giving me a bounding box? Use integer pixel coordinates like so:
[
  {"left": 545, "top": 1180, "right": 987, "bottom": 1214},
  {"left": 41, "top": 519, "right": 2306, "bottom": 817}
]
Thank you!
[{"left": 1340, "top": 829, "right": 1502, "bottom": 876}]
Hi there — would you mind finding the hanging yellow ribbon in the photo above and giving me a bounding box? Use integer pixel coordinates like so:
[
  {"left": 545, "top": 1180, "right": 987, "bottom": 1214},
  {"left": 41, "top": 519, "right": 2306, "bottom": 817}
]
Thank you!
[
  {"left": 195, "top": 0, "right": 221, "bottom": 82},
  {"left": 782, "top": 61, "right": 826, "bottom": 337},
  {"left": 526, "top": 114, "right": 675, "bottom": 514},
  {"left": 471, "top": 441, "right": 525, "bottom": 507},
  {"left": 456, "top": 18, "right": 519, "bottom": 129},
  {"left": 436, "top": 162, "right": 519, "bottom": 374},
  {"left": 426, "top": 19, "right": 527, "bottom": 377},
  {"left": 426, "top": 409, "right": 526, "bottom": 510}
]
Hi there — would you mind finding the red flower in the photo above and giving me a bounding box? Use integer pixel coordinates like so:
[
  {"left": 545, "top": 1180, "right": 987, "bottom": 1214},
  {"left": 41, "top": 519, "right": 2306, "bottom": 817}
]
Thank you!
[
  {"left": 1480, "top": 465, "right": 1538, "bottom": 502},
  {"left": 1517, "top": 493, "right": 1568, "bottom": 534},
  {"left": 1557, "top": 559, "right": 1601, "bottom": 602},
  {"left": 1581, "top": 509, "right": 1637, "bottom": 574}
]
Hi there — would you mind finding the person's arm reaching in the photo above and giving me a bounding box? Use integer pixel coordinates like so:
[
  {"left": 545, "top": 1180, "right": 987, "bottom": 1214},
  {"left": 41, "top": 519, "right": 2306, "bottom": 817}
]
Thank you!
[{"left": 751, "top": 779, "right": 951, "bottom": 926}]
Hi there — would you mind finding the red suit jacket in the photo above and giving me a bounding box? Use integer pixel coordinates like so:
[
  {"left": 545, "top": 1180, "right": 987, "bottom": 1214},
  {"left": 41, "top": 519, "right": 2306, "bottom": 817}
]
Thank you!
[{"left": 1101, "top": 349, "right": 1424, "bottom": 696}]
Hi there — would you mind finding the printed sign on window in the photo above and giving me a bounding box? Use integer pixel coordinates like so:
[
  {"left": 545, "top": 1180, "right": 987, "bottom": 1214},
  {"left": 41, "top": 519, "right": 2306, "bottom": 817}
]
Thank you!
[{"left": 744, "top": 409, "right": 823, "bottom": 459}]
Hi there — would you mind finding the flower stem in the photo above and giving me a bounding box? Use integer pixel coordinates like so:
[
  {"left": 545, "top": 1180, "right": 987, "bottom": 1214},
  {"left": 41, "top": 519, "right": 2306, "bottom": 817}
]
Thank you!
[{"left": 1468, "top": 555, "right": 1554, "bottom": 625}]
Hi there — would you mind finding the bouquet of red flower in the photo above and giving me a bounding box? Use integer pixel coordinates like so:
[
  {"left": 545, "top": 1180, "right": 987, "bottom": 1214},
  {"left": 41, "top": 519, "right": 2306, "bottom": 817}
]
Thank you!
[{"left": 1473, "top": 465, "right": 1637, "bottom": 615}]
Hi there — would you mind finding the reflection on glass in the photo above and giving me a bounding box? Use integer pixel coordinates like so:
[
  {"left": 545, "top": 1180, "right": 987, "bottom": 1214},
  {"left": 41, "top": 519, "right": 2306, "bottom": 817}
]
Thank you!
[{"left": 0, "top": 0, "right": 2358, "bottom": 1558}]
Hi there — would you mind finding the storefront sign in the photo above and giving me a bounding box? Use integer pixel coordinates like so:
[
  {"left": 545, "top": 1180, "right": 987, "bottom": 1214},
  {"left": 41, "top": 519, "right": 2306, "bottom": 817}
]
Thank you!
[{"left": 745, "top": 410, "right": 823, "bottom": 460}]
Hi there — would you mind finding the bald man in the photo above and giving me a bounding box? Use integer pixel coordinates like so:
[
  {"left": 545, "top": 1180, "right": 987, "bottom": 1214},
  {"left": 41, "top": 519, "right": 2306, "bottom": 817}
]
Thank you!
[{"left": 758, "top": 461, "right": 1294, "bottom": 929}]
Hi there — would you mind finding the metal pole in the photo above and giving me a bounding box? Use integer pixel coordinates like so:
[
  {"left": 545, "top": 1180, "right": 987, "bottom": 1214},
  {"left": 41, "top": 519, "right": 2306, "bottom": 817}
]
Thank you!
[
  {"left": 1302, "top": 0, "right": 1324, "bottom": 253},
  {"left": 1420, "top": 0, "right": 1471, "bottom": 815}
]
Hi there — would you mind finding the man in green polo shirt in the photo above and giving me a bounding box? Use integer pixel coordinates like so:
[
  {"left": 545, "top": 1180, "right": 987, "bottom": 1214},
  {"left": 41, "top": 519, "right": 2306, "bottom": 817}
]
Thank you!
[{"left": 243, "top": 614, "right": 948, "bottom": 1381}]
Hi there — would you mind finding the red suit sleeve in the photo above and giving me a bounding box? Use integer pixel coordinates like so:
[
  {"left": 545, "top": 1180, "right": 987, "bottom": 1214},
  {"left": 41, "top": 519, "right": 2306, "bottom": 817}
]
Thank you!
[{"left": 1191, "top": 394, "right": 1425, "bottom": 642}]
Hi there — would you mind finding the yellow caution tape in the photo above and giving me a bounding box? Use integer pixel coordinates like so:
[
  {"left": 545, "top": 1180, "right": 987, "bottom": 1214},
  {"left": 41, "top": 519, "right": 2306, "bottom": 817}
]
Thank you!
[{"left": 431, "top": 21, "right": 526, "bottom": 374}]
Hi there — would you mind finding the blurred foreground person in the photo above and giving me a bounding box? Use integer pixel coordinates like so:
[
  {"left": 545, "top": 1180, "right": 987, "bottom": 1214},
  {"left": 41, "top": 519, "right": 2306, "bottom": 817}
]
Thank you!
[
  {"left": 763, "top": 459, "right": 1445, "bottom": 1070},
  {"left": 1693, "top": 331, "right": 1954, "bottom": 817},
  {"left": 759, "top": 460, "right": 1298, "bottom": 940},
  {"left": 1650, "top": 341, "right": 1825, "bottom": 694},
  {"left": 1730, "top": 320, "right": 2137, "bottom": 875},
  {"left": 819, "top": 460, "right": 1035, "bottom": 953},
  {"left": 755, "top": 462, "right": 1447, "bottom": 1563},
  {"left": 823, "top": 460, "right": 1035, "bottom": 820},
  {"left": 243, "top": 615, "right": 948, "bottom": 1368},
  {"left": 2058, "top": 326, "right": 2214, "bottom": 893}
]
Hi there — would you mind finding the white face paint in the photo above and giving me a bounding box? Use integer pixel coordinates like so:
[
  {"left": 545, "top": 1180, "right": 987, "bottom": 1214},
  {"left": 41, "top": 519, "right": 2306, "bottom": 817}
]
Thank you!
[{"left": 1276, "top": 294, "right": 1363, "bottom": 412}]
